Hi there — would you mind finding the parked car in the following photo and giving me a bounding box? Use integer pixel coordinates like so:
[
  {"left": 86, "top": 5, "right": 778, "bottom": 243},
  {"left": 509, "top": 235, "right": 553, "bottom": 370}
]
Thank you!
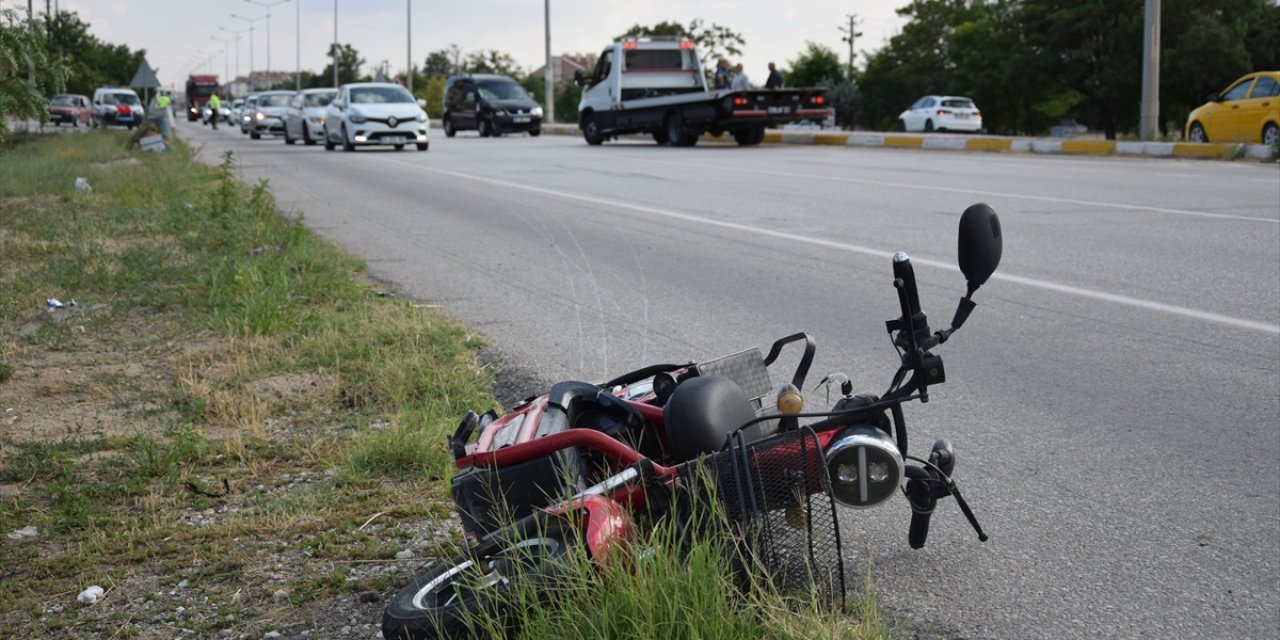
[
  {"left": 442, "top": 74, "right": 542, "bottom": 137},
  {"left": 323, "top": 82, "right": 429, "bottom": 152},
  {"left": 91, "top": 87, "right": 145, "bottom": 130},
  {"left": 283, "top": 88, "right": 336, "bottom": 145},
  {"left": 1185, "top": 71, "right": 1280, "bottom": 146},
  {"left": 47, "top": 94, "right": 92, "bottom": 127},
  {"left": 897, "top": 95, "right": 982, "bottom": 133},
  {"left": 239, "top": 94, "right": 259, "bottom": 134},
  {"left": 244, "top": 90, "right": 294, "bottom": 139}
]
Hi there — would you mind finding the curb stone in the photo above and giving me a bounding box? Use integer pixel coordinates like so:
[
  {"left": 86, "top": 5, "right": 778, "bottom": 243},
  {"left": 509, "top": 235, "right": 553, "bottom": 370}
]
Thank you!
[{"left": 533, "top": 122, "right": 1274, "bottom": 161}]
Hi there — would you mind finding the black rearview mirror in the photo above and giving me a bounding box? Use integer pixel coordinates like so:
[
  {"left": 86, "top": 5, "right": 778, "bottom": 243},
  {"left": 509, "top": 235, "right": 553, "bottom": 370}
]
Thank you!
[{"left": 957, "top": 203, "right": 1002, "bottom": 292}]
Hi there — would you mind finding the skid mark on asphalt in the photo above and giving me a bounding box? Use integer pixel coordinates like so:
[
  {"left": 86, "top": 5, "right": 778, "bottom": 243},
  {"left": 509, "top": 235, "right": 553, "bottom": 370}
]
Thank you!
[{"left": 361, "top": 154, "right": 1280, "bottom": 335}]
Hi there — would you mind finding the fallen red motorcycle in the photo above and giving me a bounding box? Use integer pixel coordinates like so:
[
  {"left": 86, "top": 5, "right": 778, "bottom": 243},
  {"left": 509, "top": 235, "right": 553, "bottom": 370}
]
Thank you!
[{"left": 382, "top": 203, "right": 1004, "bottom": 640}]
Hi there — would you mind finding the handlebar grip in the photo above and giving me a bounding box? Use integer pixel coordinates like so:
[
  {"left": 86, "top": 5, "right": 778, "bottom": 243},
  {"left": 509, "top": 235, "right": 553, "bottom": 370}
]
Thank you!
[
  {"left": 893, "top": 252, "right": 922, "bottom": 316},
  {"left": 909, "top": 508, "right": 933, "bottom": 549}
]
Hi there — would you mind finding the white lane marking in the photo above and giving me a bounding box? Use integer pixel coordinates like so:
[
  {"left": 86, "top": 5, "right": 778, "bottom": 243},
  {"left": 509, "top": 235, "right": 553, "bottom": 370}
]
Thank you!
[
  {"left": 362, "top": 155, "right": 1280, "bottom": 335},
  {"left": 618, "top": 155, "right": 1280, "bottom": 224}
]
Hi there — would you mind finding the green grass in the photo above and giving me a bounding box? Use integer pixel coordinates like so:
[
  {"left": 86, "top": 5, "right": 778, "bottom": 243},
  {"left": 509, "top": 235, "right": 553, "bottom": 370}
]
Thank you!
[{"left": 0, "top": 130, "right": 893, "bottom": 639}]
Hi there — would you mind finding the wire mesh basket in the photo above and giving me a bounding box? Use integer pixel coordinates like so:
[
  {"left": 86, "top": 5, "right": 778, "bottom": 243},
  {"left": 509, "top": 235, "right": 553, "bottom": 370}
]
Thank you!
[{"left": 683, "top": 426, "right": 846, "bottom": 607}]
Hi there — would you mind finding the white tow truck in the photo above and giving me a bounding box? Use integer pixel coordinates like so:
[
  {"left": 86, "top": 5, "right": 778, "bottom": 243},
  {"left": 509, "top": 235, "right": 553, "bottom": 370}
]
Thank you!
[{"left": 574, "top": 36, "right": 829, "bottom": 147}]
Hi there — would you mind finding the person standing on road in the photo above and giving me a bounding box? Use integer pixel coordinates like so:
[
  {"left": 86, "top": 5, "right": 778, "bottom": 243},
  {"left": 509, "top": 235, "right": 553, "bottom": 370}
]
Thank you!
[
  {"left": 713, "top": 59, "right": 731, "bottom": 90},
  {"left": 765, "top": 62, "right": 784, "bottom": 89},
  {"left": 731, "top": 64, "right": 750, "bottom": 91},
  {"left": 208, "top": 93, "right": 221, "bottom": 130}
]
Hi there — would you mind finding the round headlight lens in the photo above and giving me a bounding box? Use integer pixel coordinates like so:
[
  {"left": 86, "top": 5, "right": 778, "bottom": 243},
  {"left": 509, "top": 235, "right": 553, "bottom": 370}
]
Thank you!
[{"left": 823, "top": 425, "right": 903, "bottom": 508}]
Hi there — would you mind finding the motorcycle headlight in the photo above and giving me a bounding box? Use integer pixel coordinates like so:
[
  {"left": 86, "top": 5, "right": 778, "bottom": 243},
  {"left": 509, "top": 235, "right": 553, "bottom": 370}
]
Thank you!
[
  {"left": 348, "top": 109, "right": 366, "bottom": 123},
  {"left": 824, "top": 425, "right": 903, "bottom": 508},
  {"left": 532, "top": 106, "right": 543, "bottom": 117}
]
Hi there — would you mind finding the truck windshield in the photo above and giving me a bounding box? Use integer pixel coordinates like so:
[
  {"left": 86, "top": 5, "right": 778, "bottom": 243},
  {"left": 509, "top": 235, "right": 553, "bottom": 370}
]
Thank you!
[
  {"left": 476, "top": 80, "right": 529, "bottom": 101},
  {"left": 625, "top": 49, "right": 686, "bottom": 70},
  {"left": 189, "top": 85, "right": 217, "bottom": 98}
]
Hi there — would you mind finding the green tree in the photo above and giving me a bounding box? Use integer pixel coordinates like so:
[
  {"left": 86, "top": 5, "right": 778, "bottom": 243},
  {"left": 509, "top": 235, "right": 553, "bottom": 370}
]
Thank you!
[
  {"left": 464, "top": 50, "right": 520, "bottom": 77},
  {"left": 45, "top": 11, "right": 142, "bottom": 97},
  {"left": 785, "top": 42, "right": 844, "bottom": 87},
  {"left": 1, "top": 8, "right": 66, "bottom": 136},
  {"left": 423, "top": 45, "right": 463, "bottom": 78},
  {"left": 318, "top": 43, "right": 364, "bottom": 86}
]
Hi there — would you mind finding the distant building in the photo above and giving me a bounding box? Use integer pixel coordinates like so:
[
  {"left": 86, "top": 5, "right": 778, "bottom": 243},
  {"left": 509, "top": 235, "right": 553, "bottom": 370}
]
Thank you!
[{"left": 530, "top": 54, "right": 597, "bottom": 86}]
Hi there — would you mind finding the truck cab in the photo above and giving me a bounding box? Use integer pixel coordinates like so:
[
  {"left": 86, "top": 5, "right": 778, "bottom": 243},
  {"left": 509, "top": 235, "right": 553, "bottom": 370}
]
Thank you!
[{"left": 575, "top": 36, "right": 826, "bottom": 147}]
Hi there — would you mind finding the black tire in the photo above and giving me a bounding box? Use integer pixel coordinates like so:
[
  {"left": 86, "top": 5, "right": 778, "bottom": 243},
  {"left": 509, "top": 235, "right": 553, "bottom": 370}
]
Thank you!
[
  {"left": 529, "top": 128, "right": 541, "bottom": 137},
  {"left": 582, "top": 114, "right": 605, "bottom": 146},
  {"left": 897, "top": 119, "right": 906, "bottom": 132},
  {"left": 324, "top": 128, "right": 335, "bottom": 151},
  {"left": 394, "top": 144, "right": 405, "bottom": 151},
  {"left": 342, "top": 126, "right": 355, "bottom": 152},
  {"left": 416, "top": 142, "right": 429, "bottom": 151},
  {"left": 732, "top": 126, "right": 764, "bottom": 146},
  {"left": 1188, "top": 122, "right": 1208, "bottom": 143},
  {"left": 665, "top": 111, "right": 697, "bottom": 147},
  {"left": 381, "top": 522, "right": 575, "bottom": 640},
  {"left": 478, "top": 117, "right": 492, "bottom": 138},
  {"left": 284, "top": 127, "right": 296, "bottom": 145},
  {"left": 251, "top": 131, "right": 261, "bottom": 140},
  {"left": 1261, "top": 123, "right": 1277, "bottom": 147},
  {"left": 127, "top": 122, "right": 134, "bottom": 131},
  {"left": 304, "top": 124, "right": 317, "bottom": 145},
  {"left": 924, "top": 119, "right": 934, "bottom": 133},
  {"left": 443, "top": 114, "right": 456, "bottom": 138},
  {"left": 652, "top": 129, "right": 670, "bottom": 145}
]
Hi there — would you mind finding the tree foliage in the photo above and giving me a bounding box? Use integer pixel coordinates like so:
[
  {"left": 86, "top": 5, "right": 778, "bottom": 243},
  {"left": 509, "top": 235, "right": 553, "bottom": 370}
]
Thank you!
[
  {"left": 316, "top": 43, "right": 365, "bottom": 86},
  {"left": 852, "top": 0, "right": 1279, "bottom": 138},
  {"left": 1, "top": 8, "right": 67, "bottom": 136},
  {"left": 785, "top": 42, "right": 844, "bottom": 88}
]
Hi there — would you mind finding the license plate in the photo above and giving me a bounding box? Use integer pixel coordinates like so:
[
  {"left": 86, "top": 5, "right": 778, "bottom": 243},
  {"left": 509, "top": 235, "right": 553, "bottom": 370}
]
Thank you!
[
  {"left": 383, "top": 136, "right": 407, "bottom": 145},
  {"left": 513, "top": 116, "right": 530, "bottom": 124},
  {"left": 767, "top": 106, "right": 791, "bottom": 115},
  {"left": 955, "top": 113, "right": 969, "bottom": 119}
]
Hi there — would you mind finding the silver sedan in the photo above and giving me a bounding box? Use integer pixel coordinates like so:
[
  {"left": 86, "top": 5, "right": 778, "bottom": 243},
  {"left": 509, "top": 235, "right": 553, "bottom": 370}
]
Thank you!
[{"left": 283, "top": 88, "right": 337, "bottom": 146}]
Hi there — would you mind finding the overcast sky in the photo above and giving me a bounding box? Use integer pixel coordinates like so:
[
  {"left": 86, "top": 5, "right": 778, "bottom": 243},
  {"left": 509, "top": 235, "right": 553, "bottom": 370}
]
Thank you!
[{"left": 40, "top": 1, "right": 911, "bottom": 89}]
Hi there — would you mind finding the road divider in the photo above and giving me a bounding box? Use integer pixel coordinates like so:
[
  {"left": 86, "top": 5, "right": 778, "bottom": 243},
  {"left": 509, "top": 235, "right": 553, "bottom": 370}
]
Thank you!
[{"left": 535, "top": 122, "right": 1275, "bottom": 161}]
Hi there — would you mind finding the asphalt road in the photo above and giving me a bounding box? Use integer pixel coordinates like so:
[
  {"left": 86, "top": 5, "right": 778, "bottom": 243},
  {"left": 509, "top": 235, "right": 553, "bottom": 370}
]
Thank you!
[{"left": 182, "top": 120, "right": 1279, "bottom": 640}]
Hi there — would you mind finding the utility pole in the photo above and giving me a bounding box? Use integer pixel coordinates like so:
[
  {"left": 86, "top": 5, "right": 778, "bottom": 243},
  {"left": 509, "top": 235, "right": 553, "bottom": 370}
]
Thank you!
[
  {"left": 839, "top": 14, "right": 862, "bottom": 80},
  {"left": 406, "top": 0, "right": 412, "bottom": 92},
  {"left": 1139, "top": 0, "right": 1160, "bottom": 140},
  {"left": 332, "top": 0, "right": 338, "bottom": 87},
  {"left": 544, "top": 0, "right": 553, "bottom": 123}
]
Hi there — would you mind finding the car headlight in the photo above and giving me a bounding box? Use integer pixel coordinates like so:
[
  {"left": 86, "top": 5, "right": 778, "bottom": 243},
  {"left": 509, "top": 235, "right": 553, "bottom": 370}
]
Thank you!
[
  {"left": 255, "top": 112, "right": 265, "bottom": 121},
  {"left": 416, "top": 110, "right": 427, "bottom": 122},
  {"left": 532, "top": 106, "right": 543, "bottom": 117},
  {"left": 310, "top": 116, "right": 324, "bottom": 125},
  {"left": 496, "top": 109, "right": 509, "bottom": 116},
  {"left": 348, "top": 109, "right": 366, "bottom": 124}
]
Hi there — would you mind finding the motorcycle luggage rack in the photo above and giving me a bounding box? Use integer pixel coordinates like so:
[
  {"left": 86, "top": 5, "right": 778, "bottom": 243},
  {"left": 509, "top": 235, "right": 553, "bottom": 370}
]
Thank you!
[
  {"left": 682, "top": 426, "right": 846, "bottom": 607},
  {"left": 692, "top": 348, "right": 773, "bottom": 411}
]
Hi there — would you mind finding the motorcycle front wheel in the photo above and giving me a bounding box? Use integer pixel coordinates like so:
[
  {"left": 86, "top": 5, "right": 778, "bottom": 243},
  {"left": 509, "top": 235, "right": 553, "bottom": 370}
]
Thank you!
[{"left": 381, "top": 521, "right": 576, "bottom": 640}]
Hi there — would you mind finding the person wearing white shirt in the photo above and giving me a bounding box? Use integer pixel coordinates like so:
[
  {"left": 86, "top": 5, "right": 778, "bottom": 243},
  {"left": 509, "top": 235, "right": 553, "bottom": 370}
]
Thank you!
[{"left": 730, "top": 64, "right": 750, "bottom": 91}]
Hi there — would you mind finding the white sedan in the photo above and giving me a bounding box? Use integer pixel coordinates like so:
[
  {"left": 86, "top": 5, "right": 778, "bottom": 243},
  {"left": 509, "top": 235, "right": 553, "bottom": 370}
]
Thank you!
[
  {"left": 323, "top": 82, "right": 429, "bottom": 152},
  {"left": 897, "top": 95, "right": 983, "bottom": 133}
]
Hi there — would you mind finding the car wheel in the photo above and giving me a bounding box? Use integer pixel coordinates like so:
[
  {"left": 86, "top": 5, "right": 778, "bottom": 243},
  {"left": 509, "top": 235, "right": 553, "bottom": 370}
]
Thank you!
[
  {"left": 582, "top": 114, "right": 605, "bottom": 146},
  {"left": 284, "top": 127, "right": 295, "bottom": 145},
  {"left": 304, "top": 123, "right": 317, "bottom": 145},
  {"left": 416, "top": 142, "right": 429, "bottom": 151},
  {"left": 665, "top": 111, "right": 697, "bottom": 147},
  {"left": 250, "top": 131, "right": 261, "bottom": 140},
  {"left": 1262, "top": 123, "right": 1278, "bottom": 147},
  {"left": 342, "top": 126, "right": 355, "bottom": 152},
  {"left": 443, "top": 114, "right": 456, "bottom": 138},
  {"left": 924, "top": 119, "right": 934, "bottom": 133},
  {"left": 478, "top": 117, "right": 492, "bottom": 138},
  {"left": 652, "top": 129, "right": 670, "bottom": 145},
  {"left": 1188, "top": 122, "right": 1208, "bottom": 143},
  {"left": 394, "top": 144, "right": 405, "bottom": 151},
  {"left": 324, "top": 128, "right": 335, "bottom": 151},
  {"left": 529, "top": 128, "right": 541, "bottom": 137}
]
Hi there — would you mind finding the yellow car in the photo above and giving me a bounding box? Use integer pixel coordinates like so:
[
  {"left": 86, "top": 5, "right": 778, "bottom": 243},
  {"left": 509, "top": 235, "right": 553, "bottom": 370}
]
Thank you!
[{"left": 1185, "top": 71, "right": 1280, "bottom": 145}]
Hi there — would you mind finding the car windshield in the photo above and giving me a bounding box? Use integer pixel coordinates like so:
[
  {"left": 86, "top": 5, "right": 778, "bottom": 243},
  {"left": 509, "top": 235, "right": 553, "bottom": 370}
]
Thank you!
[
  {"left": 942, "top": 98, "right": 975, "bottom": 109},
  {"left": 304, "top": 92, "right": 336, "bottom": 107},
  {"left": 102, "top": 93, "right": 140, "bottom": 106},
  {"left": 260, "top": 94, "right": 293, "bottom": 107},
  {"left": 50, "top": 96, "right": 75, "bottom": 106},
  {"left": 476, "top": 80, "right": 528, "bottom": 101},
  {"left": 350, "top": 86, "right": 415, "bottom": 104}
]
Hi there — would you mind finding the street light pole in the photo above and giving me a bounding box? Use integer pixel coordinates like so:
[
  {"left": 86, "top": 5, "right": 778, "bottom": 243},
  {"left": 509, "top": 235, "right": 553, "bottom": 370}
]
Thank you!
[
  {"left": 333, "top": 0, "right": 338, "bottom": 87},
  {"left": 230, "top": 13, "right": 264, "bottom": 90},
  {"left": 544, "top": 0, "right": 553, "bottom": 122},
  {"left": 219, "top": 25, "right": 250, "bottom": 88},
  {"left": 295, "top": 0, "right": 300, "bottom": 90},
  {"left": 1140, "top": 0, "right": 1161, "bottom": 140},
  {"left": 406, "top": 0, "right": 411, "bottom": 92},
  {"left": 245, "top": 0, "right": 289, "bottom": 90}
]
